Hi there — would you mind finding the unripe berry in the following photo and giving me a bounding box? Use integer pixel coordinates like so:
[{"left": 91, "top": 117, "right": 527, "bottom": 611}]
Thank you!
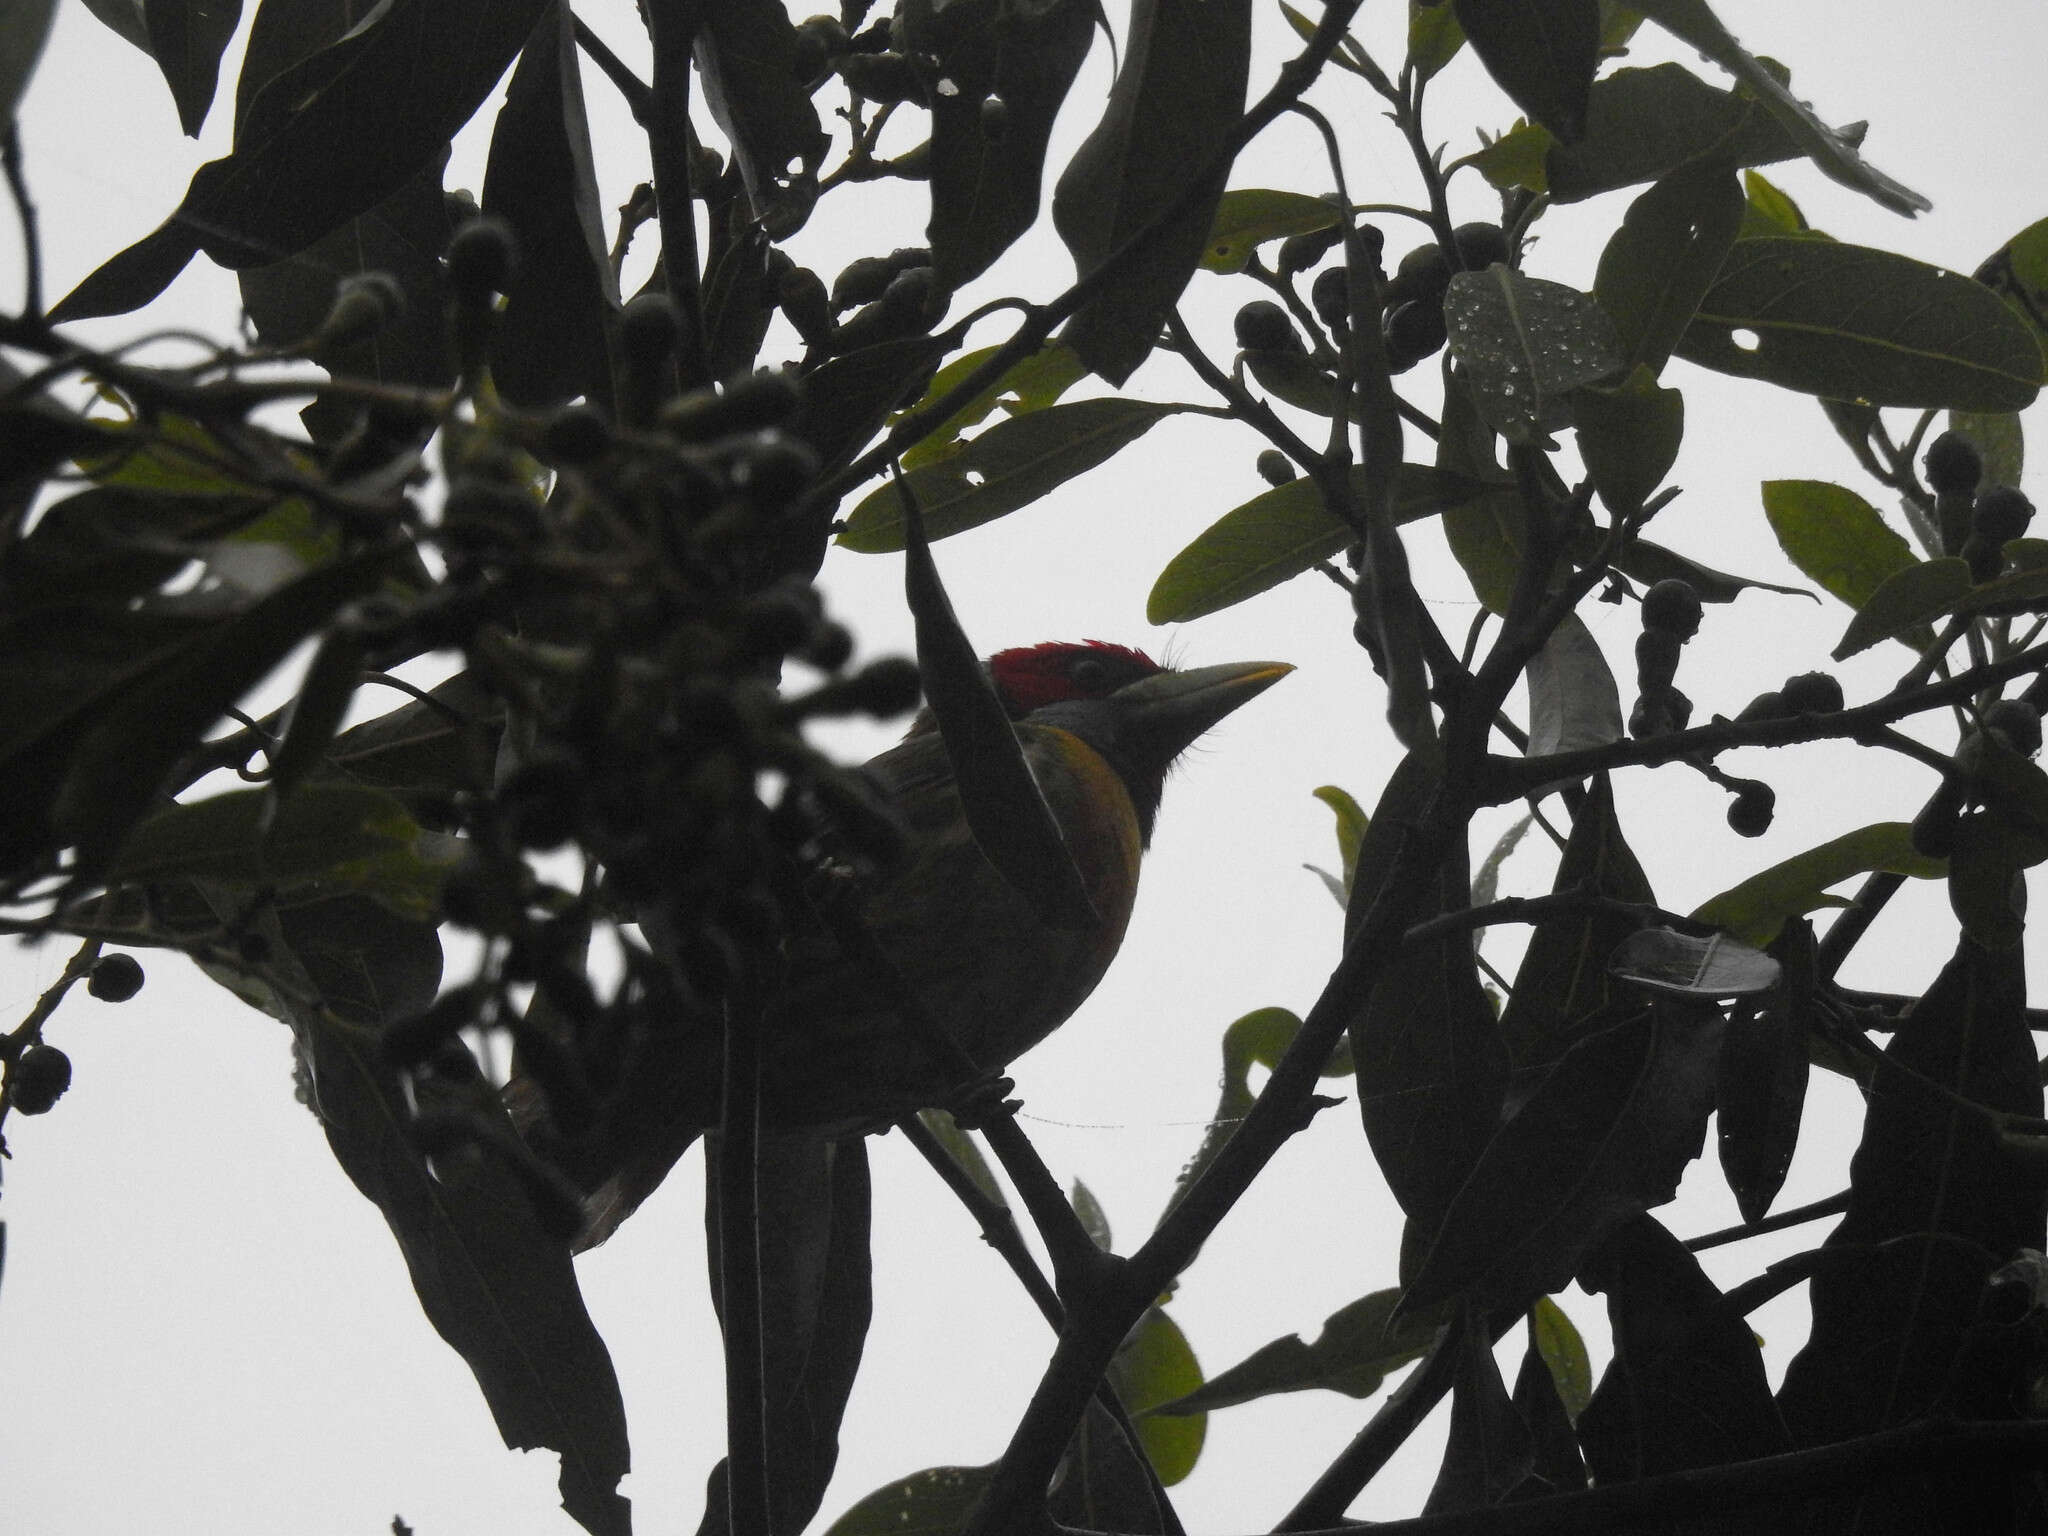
[
  {"left": 1779, "top": 671, "right": 1844, "bottom": 715},
  {"left": 446, "top": 217, "right": 518, "bottom": 297},
  {"left": 1734, "top": 689, "right": 1790, "bottom": 724},
  {"left": 1924, "top": 431, "right": 1984, "bottom": 496},
  {"left": 314, "top": 271, "right": 406, "bottom": 349},
  {"left": 1277, "top": 223, "right": 1343, "bottom": 276},
  {"left": 9, "top": 1043, "right": 71, "bottom": 1114},
  {"left": 1234, "top": 300, "right": 1300, "bottom": 353},
  {"left": 1727, "top": 783, "right": 1775, "bottom": 838},
  {"left": 1453, "top": 222, "right": 1510, "bottom": 270},
  {"left": 542, "top": 402, "right": 611, "bottom": 465},
  {"left": 779, "top": 266, "right": 832, "bottom": 343},
  {"left": 1256, "top": 449, "right": 1297, "bottom": 486},
  {"left": 1310, "top": 268, "right": 1351, "bottom": 329},
  {"left": 1640, "top": 578, "right": 1703, "bottom": 641},
  {"left": 1973, "top": 486, "right": 2035, "bottom": 545},
  {"left": 1984, "top": 698, "right": 2044, "bottom": 757},
  {"left": 87, "top": 952, "right": 145, "bottom": 1002},
  {"left": 1382, "top": 243, "right": 1452, "bottom": 309},
  {"left": 836, "top": 50, "right": 922, "bottom": 104},
  {"left": 1382, "top": 300, "right": 1447, "bottom": 372},
  {"left": 620, "top": 292, "right": 681, "bottom": 367}
]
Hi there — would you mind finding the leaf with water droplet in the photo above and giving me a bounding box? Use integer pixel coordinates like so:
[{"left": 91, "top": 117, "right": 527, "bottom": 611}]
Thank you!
[{"left": 1445, "top": 269, "right": 1622, "bottom": 444}]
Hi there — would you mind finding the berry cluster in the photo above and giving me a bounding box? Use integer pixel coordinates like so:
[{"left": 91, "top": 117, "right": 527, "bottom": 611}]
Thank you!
[
  {"left": 1924, "top": 430, "right": 2036, "bottom": 581},
  {"left": 0, "top": 954, "right": 146, "bottom": 1126},
  {"left": 1628, "top": 578, "right": 1700, "bottom": 740}
]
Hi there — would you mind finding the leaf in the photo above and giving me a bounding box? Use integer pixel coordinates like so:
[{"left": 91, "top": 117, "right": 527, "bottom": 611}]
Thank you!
[
  {"left": 1525, "top": 612, "right": 1623, "bottom": 760},
  {"left": 144, "top": 0, "right": 242, "bottom": 137},
  {"left": 900, "top": 498, "right": 1095, "bottom": 929},
  {"left": 895, "top": 342, "right": 1089, "bottom": 470},
  {"left": 1607, "top": 926, "right": 1779, "bottom": 1000},
  {"left": 1070, "top": 1178, "right": 1114, "bottom": 1252},
  {"left": 1116, "top": 1307, "right": 1205, "bottom": 1484},
  {"left": 1469, "top": 121, "right": 1552, "bottom": 196},
  {"left": 481, "top": 4, "right": 621, "bottom": 412},
  {"left": 692, "top": 0, "right": 827, "bottom": 230},
  {"left": 1573, "top": 367, "right": 1684, "bottom": 516},
  {"left": 1779, "top": 938, "right": 2043, "bottom": 1477},
  {"left": 1691, "top": 822, "right": 1945, "bottom": 948},
  {"left": 1154, "top": 1288, "right": 1439, "bottom": 1412},
  {"left": 1511, "top": 1331, "right": 1588, "bottom": 1495},
  {"left": 1575, "top": 1216, "right": 1789, "bottom": 1481},
  {"left": 911, "top": 0, "right": 1096, "bottom": 289},
  {"left": 1762, "top": 479, "right": 1923, "bottom": 631},
  {"left": 1401, "top": 1004, "right": 1725, "bottom": 1317},
  {"left": 1498, "top": 777, "right": 1655, "bottom": 1071},
  {"left": 1630, "top": 0, "right": 1930, "bottom": 215},
  {"left": 1051, "top": 0, "right": 1252, "bottom": 382},
  {"left": 0, "top": 0, "right": 58, "bottom": 120},
  {"left": 1593, "top": 166, "right": 1745, "bottom": 378},
  {"left": 1444, "top": 268, "right": 1623, "bottom": 444},
  {"left": 55, "top": 0, "right": 553, "bottom": 320},
  {"left": 1277, "top": 0, "right": 1379, "bottom": 81},
  {"left": 1950, "top": 409, "right": 2024, "bottom": 493},
  {"left": 1679, "top": 238, "right": 2044, "bottom": 412},
  {"left": 822, "top": 1466, "right": 994, "bottom": 1536},
  {"left": 1544, "top": 62, "right": 1803, "bottom": 204},
  {"left": 1530, "top": 1295, "right": 1592, "bottom": 1420},
  {"left": 1974, "top": 215, "right": 2048, "bottom": 354},
  {"left": 794, "top": 335, "right": 947, "bottom": 471},
  {"left": 1472, "top": 812, "right": 1534, "bottom": 913},
  {"left": 1199, "top": 189, "right": 1339, "bottom": 274},
  {"left": 1422, "top": 1311, "right": 1533, "bottom": 1515},
  {"left": 78, "top": 0, "right": 149, "bottom": 52},
  {"left": 1408, "top": 0, "right": 1466, "bottom": 81},
  {"left": 840, "top": 399, "right": 1190, "bottom": 551},
  {"left": 1831, "top": 556, "right": 1972, "bottom": 661},
  {"left": 1313, "top": 785, "right": 1369, "bottom": 898},
  {"left": 1145, "top": 464, "right": 1488, "bottom": 623},
  {"left": 1740, "top": 168, "right": 1816, "bottom": 239},
  {"left": 1454, "top": 0, "right": 1599, "bottom": 142},
  {"left": 916, "top": 1109, "right": 1006, "bottom": 1209},
  {"left": 1716, "top": 919, "right": 1814, "bottom": 1224},
  {"left": 1609, "top": 537, "right": 1811, "bottom": 604}
]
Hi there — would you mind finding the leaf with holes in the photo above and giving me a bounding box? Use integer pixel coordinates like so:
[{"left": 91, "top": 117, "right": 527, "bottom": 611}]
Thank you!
[{"left": 1200, "top": 189, "right": 1341, "bottom": 273}]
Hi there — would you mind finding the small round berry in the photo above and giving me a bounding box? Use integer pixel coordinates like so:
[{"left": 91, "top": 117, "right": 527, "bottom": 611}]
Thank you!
[
  {"left": 1984, "top": 698, "right": 2044, "bottom": 757},
  {"left": 1256, "top": 450, "right": 1298, "bottom": 487},
  {"left": 1382, "top": 299, "right": 1448, "bottom": 371},
  {"left": 541, "top": 402, "right": 611, "bottom": 465},
  {"left": 446, "top": 218, "right": 518, "bottom": 297},
  {"left": 1453, "top": 221, "right": 1510, "bottom": 270},
  {"left": 1973, "top": 486, "right": 2036, "bottom": 545},
  {"left": 87, "top": 953, "right": 145, "bottom": 1002},
  {"left": 1780, "top": 671, "right": 1844, "bottom": 715},
  {"left": 1923, "top": 431, "right": 1984, "bottom": 497},
  {"left": 1234, "top": 300, "right": 1300, "bottom": 353},
  {"left": 1310, "top": 268, "right": 1351, "bottom": 329},
  {"left": 1640, "top": 578, "right": 1703, "bottom": 641},
  {"left": 1382, "top": 242, "right": 1452, "bottom": 309},
  {"left": 621, "top": 292, "right": 681, "bottom": 365},
  {"left": 1727, "top": 783, "right": 1776, "bottom": 838},
  {"left": 1277, "top": 224, "right": 1343, "bottom": 277},
  {"left": 10, "top": 1043, "right": 72, "bottom": 1114},
  {"left": 1734, "top": 689, "right": 1790, "bottom": 724}
]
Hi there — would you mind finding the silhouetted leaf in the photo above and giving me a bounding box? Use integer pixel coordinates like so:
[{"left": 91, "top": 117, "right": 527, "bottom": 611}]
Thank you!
[
  {"left": 1692, "top": 822, "right": 1945, "bottom": 947},
  {"left": 822, "top": 1466, "right": 993, "bottom": 1536},
  {"left": 1593, "top": 166, "right": 1744, "bottom": 378},
  {"left": 1499, "top": 777, "right": 1654, "bottom": 1071},
  {"left": 1610, "top": 538, "right": 1812, "bottom": 604},
  {"left": 1680, "top": 239, "right": 2043, "bottom": 412},
  {"left": 1155, "top": 1288, "right": 1438, "bottom": 1412},
  {"left": 1716, "top": 919, "right": 1814, "bottom": 1223},
  {"left": 1402, "top": 1004, "right": 1725, "bottom": 1316},
  {"left": 795, "top": 335, "right": 946, "bottom": 471},
  {"left": 1052, "top": 0, "right": 1251, "bottom": 382},
  {"left": 840, "top": 399, "right": 1193, "bottom": 551},
  {"left": 1445, "top": 268, "right": 1622, "bottom": 443},
  {"left": 1145, "top": 465, "right": 1488, "bottom": 623},
  {"left": 78, "top": 0, "right": 148, "bottom": 52},
  {"left": 1576, "top": 1216, "right": 1789, "bottom": 1481},
  {"left": 144, "top": 0, "right": 241, "bottom": 137},
  {"left": 0, "top": 0, "right": 58, "bottom": 120},
  {"left": 483, "top": 4, "right": 620, "bottom": 411},
  {"left": 910, "top": 0, "right": 1095, "bottom": 288},
  {"left": 1423, "top": 1308, "right": 1534, "bottom": 1514},
  {"left": 1454, "top": 0, "right": 1598, "bottom": 142},
  {"left": 1511, "top": 1327, "right": 1588, "bottom": 1495}
]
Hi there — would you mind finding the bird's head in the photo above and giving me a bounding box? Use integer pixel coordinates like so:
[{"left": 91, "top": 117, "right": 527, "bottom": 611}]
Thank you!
[{"left": 978, "top": 641, "right": 1293, "bottom": 844}]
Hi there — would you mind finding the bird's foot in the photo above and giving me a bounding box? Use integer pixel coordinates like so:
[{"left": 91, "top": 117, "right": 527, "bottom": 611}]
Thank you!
[{"left": 943, "top": 1072, "right": 1020, "bottom": 1130}]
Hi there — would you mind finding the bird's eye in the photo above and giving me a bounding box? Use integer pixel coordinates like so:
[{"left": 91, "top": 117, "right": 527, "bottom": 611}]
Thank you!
[{"left": 1069, "top": 656, "right": 1109, "bottom": 692}]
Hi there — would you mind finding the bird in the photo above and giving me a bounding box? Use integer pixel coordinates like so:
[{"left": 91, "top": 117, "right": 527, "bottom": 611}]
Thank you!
[{"left": 546, "top": 640, "right": 1291, "bottom": 1244}]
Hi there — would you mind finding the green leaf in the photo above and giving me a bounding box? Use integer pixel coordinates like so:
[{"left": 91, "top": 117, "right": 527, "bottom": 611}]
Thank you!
[
  {"left": 841, "top": 398, "right": 1190, "bottom": 551},
  {"left": 1408, "top": 0, "right": 1466, "bottom": 80},
  {"left": 1593, "top": 167, "right": 1744, "bottom": 378},
  {"left": 1678, "top": 238, "right": 2045, "bottom": 412},
  {"left": 1739, "top": 168, "right": 1818, "bottom": 239},
  {"left": 1544, "top": 62, "right": 1802, "bottom": 205},
  {"left": 1762, "top": 480, "right": 1921, "bottom": 632},
  {"left": 1444, "top": 268, "right": 1623, "bottom": 444},
  {"left": 1973, "top": 216, "right": 2048, "bottom": 354},
  {"left": 1531, "top": 1296, "right": 1593, "bottom": 1420},
  {"left": 823, "top": 1467, "right": 994, "bottom": 1536},
  {"left": 896, "top": 341, "right": 1088, "bottom": 470},
  {"left": 1454, "top": 0, "right": 1599, "bottom": 142},
  {"left": 1831, "top": 557, "right": 1972, "bottom": 661},
  {"left": 1629, "top": 0, "right": 1929, "bottom": 216},
  {"left": 1575, "top": 367, "right": 1684, "bottom": 517},
  {"left": 1117, "top": 1307, "right": 1206, "bottom": 1483},
  {"left": 1691, "top": 822, "right": 1946, "bottom": 948},
  {"left": 1052, "top": 0, "right": 1252, "bottom": 382},
  {"left": 1950, "top": 409, "right": 2024, "bottom": 493},
  {"left": 1070, "top": 1178, "right": 1114, "bottom": 1252},
  {"left": 1145, "top": 464, "right": 1488, "bottom": 622},
  {"left": 1469, "top": 121, "right": 1553, "bottom": 195},
  {"left": 1200, "top": 189, "right": 1340, "bottom": 274},
  {"left": 1278, "top": 0, "right": 1381, "bottom": 81},
  {"left": 1153, "top": 1288, "right": 1440, "bottom": 1412},
  {"left": 1313, "top": 785, "right": 1369, "bottom": 898},
  {"left": 913, "top": 0, "right": 1096, "bottom": 288}
]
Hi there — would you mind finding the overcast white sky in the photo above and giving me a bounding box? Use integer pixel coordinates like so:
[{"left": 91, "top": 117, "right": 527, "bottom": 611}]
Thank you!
[{"left": 4, "top": 2, "right": 2046, "bottom": 1532}]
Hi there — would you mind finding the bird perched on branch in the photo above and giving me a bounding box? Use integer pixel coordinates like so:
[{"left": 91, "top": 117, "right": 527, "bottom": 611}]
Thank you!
[{"left": 557, "top": 640, "right": 1291, "bottom": 1243}]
